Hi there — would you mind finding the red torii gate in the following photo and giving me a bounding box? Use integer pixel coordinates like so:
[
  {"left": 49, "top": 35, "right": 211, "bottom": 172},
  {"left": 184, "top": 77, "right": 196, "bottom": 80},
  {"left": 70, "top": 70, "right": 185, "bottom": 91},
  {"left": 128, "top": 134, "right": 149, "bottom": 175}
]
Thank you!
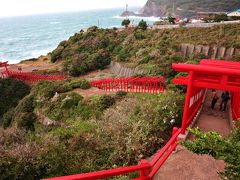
[
  {"left": 0, "top": 61, "right": 64, "bottom": 83},
  {"left": 91, "top": 76, "right": 165, "bottom": 93},
  {"left": 172, "top": 59, "right": 240, "bottom": 133},
  {"left": 0, "top": 61, "right": 9, "bottom": 77}
]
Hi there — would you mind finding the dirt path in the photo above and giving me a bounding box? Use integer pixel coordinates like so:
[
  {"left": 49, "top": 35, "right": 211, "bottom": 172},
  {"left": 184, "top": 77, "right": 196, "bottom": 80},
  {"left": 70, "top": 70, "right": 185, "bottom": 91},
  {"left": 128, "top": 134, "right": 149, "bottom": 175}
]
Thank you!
[
  {"left": 192, "top": 89, "right": 231, "bottom": 137},
  {"left": 73, "top": 87, "right": 115, "bottom": 99}
]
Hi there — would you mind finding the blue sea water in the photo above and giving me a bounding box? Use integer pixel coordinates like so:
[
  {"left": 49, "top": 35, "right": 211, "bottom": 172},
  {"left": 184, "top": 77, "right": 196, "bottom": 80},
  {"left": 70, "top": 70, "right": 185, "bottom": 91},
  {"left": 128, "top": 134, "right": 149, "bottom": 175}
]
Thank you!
[{"left": 0, "top": 8, "right": 159, "bottom": 64}]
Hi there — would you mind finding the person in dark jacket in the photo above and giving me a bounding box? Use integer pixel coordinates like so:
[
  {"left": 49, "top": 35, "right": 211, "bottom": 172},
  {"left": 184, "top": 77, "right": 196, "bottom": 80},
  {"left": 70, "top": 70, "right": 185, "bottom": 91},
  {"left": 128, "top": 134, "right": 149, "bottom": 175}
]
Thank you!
[
  {"left": 220, "top": 91, "right": 230, "bottom": 111},
  {"left": 211, "top": 89, "right": 219, "bottom": 110}
]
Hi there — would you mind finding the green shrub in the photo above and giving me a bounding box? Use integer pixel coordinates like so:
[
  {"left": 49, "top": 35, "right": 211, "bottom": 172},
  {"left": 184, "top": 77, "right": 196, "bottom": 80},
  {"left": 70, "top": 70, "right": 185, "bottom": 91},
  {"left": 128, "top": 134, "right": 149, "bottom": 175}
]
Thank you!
[
  {"left": 139, "top": 55, "right": 150, "bottom": 64},
  {"left": 121, "top": 19, "right": 130, "bottom": 28},
  {"left": 69, "top": 79, "right": 91, "bottom": 89},
  {"left": 134, "top": 32, "right": 145, "bottom": 40},
  {"left": 116, "top": 91, "right": 127, "bottom": 98},
  {"left": 181, "top": 128, "right": 240, "bottom": 179},
  {"left": 2, "top": 108, "right": 15, "bottom": 128},
  {"left": 79, "top": 80, "right": 91, "bottom": 89},
  {"left": 117, "top": 48, "right": 129, "bottom": 62},
  {"left": 61, "top": 93, "right": 83, "bottom": 109},
  {"left": 16, "top": 112, "right": 37, "bottom": 130},
  {"left": 138, "top": 20, "right": 147, "bottom": 30},
  {"left": 98, "top": 95, "right": 116, "bottom": 110},
  {"left": 94, "top": 49, "right": 111, "bottom": 69},
  {"left": 0, "top": 78, "right": 30, "bottom": 121},
  {"left": 70, "top": 65, "right": 88, "bottom": 77},
  {"left": 232, "top": 54, "right": 240, "bottom": 61},
  {"left": 51, "top": 45, "right": 65, "bottom": 63},
  {"left": 168, "top": 16, "right": 176, "bottom": 24},
  {"left": 15, "top": 95, "right": 35, "bottom": 113}
]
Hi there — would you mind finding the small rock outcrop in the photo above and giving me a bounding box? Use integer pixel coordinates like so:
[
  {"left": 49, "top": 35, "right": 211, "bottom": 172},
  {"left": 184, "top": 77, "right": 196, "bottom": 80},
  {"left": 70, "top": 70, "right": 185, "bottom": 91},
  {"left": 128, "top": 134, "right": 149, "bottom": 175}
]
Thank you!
[{"left": 153, "top": 145, "right": 225, "bottom": 180}]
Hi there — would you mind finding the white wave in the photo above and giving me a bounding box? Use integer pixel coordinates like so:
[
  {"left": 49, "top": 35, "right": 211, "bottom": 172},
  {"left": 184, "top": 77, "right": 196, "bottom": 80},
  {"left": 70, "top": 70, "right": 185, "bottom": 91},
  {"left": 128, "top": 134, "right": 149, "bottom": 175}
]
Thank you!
[
  {"left": 109, "top": 25, "right": 121, "bottom": 28},
  {"left": 113, "top": 15, "right": 160, "bottom": 22},
  {"left": 50, "top": 21, "right": 61, "bottom": 25},
  {"left": 6, "top": 48, "right": 55, "bottom": 64}
]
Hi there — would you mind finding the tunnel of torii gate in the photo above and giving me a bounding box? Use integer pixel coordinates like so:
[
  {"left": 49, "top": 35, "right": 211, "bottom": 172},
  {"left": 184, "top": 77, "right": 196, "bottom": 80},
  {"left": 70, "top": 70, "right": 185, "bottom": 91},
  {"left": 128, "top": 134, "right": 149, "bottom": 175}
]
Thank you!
[{"left": 172, "top": 59, "right": 240, "bottom": 134}]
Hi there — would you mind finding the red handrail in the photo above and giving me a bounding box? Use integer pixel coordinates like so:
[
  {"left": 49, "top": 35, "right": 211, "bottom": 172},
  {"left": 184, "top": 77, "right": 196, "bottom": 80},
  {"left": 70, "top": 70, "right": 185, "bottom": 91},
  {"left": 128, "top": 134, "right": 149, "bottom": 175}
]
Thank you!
[{"left": 43, "top": 163, "right": 151, "bottom": 180}]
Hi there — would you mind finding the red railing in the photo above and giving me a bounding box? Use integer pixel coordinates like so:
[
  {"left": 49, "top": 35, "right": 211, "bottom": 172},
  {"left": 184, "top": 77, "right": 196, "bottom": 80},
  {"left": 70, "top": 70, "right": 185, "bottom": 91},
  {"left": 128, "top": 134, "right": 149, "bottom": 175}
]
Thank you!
[
  {"left": 90, "top": 76, "right": 165, "bottom": 93},
  {"left": 43, "top": 127, "right": 181, "bottom": 180},
  {"left": 2, "top": 70, "right": 65, "bottom": 83}
]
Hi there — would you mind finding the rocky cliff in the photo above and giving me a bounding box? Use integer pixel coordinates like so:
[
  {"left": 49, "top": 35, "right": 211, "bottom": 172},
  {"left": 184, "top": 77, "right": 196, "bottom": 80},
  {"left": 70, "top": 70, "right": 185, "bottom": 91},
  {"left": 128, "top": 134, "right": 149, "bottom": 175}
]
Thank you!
[{"left": 139, "top": 0, "right": 240, "bottom": 17}]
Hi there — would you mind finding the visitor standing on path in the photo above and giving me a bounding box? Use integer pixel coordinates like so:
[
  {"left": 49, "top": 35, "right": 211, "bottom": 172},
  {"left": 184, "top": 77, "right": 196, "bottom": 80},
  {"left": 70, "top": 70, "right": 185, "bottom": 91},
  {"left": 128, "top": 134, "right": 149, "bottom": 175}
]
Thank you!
[
  {"left": 211, "top": 89, "right": 219, "bottom": 110},
  {"left": 220, "top": 91, "right": 230, "bottom": 111}
]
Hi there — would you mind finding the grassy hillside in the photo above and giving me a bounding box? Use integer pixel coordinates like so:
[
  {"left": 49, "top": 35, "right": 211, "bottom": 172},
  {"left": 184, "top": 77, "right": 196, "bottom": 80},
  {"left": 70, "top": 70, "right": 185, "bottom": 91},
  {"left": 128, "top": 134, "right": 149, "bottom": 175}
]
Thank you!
[
  {"left": 0, "top": 79, "right": 184, "bottom": 179},
  {"left": 51, "top": 24, "right": 240, "bottom": 78}
]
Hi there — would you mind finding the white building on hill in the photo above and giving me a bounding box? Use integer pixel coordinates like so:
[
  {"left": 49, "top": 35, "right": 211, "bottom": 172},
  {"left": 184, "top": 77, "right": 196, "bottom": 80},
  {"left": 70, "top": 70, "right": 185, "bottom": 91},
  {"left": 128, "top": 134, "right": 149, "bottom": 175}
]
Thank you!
[{"left": 227, "top": 9, "right": 240, "bottom": 17}]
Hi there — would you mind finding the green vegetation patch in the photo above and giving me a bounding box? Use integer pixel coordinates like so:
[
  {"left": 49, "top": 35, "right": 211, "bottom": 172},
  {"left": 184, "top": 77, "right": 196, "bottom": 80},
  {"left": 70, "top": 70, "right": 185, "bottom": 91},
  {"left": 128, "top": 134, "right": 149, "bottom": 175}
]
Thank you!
[
  {"left": 51, "top": 24, "right": 240, "bottom": 79},
  {"left": 181, "top": 128, "right": 240, "bottom": 179},
  {"left": 0, "top": 86, "right": 185, "bottom": 179},
  {"left": 0, "top": 78, "right": 30, "bottom": 124}
]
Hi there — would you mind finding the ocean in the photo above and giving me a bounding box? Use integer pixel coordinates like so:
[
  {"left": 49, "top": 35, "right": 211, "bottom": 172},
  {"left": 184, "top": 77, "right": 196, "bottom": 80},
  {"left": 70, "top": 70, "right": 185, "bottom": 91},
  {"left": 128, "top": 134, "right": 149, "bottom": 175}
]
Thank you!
[{"left": 0, "top": 8, "right": 159, "bottom": 64}]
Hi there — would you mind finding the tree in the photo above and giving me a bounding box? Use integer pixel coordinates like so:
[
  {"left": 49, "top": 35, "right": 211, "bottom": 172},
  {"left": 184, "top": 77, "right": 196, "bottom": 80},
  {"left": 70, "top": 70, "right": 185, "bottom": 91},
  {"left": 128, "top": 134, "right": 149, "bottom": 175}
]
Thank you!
[
  {"left": 121, "top": 19, "right": 130, "bottom": 28},
  {"left": 138, "top": 20, "right": 148, "bottom": 30},
  {"left": 214, "top": 13, "right": 228, "bottom": 22},
  {"left": 168, "top": 16, "right": 176, "bottom": 24},
  {"left": 0, "top": 78, "right": 30, "bottom": 121}
]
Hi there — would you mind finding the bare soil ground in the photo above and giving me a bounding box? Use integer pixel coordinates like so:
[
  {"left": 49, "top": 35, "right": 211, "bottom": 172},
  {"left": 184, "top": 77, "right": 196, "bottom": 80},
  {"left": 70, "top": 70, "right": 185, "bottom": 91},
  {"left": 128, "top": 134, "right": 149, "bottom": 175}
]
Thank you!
[
  {"left": 10, "top": 55, "right": 62, "bottom": 72},
  {"left": 73, "top": 87, "right": 115, "bottom": 99},
  {"left": 153, "top": 145, "right": 225, "bottom": 180}
]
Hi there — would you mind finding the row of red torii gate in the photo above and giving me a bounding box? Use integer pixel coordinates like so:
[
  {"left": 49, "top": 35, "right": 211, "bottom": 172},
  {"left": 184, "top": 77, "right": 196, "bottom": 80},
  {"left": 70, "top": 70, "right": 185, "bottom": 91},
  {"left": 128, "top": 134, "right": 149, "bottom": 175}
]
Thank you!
[{"left": 0, "top": 61, "right": 64, "bottom": 83}]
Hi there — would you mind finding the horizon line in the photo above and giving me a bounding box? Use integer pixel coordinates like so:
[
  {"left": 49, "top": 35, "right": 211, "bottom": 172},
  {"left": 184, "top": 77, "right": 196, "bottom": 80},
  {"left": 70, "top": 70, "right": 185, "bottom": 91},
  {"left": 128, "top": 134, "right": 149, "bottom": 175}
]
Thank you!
[{"left": 0, "top": 6, "right": 142, "bottom": 19}]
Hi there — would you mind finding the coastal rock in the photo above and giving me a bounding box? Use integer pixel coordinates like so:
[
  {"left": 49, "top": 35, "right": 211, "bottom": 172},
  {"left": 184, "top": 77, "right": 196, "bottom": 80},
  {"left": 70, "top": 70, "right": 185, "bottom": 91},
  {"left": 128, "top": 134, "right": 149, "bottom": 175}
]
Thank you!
[
  {"left": 139, "top": 0, "right": 166, "bottom": 17},
  {"left": 120, "top": 11, "right": 139, "bottom": 17},
  {"left": 131, "top": 0, "right": 240, "bottom": 18}
]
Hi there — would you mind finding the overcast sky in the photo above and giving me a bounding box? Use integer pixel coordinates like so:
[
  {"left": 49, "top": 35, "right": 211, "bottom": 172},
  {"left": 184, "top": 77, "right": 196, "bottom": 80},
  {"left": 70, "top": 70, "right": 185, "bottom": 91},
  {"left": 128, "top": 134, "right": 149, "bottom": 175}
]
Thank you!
[{"left": 0, "top": 0, "right": 147, "bottom": 17}]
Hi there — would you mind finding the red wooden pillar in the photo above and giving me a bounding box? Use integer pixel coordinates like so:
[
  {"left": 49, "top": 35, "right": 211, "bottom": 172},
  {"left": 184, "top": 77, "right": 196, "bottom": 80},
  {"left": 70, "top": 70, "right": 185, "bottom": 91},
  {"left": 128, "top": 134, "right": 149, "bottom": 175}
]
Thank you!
[
  {"left": 140, "top": 81, "right": 143, "bottom": 93},
  {"left": 135, "top": 81, "right": 138, "bottom": 92},
  {"left": 181, "top": 71, "right": 194, "bottom": 134},
  {"left": 171, "top": 127, "right": 178, "bottom": 151},
  {"left": 130, "top": 79, "right": 134, "bottom": 92},
  {"left": 143, "top": 81, "right": 145, "bottom": 93},
  {"left": 124, "top": 80, "right": 127, "bottom": 91},
  {"left": 111, "top": 80, "right": 114, "bottom": 91},
  {"left": 155, "top": 82, "right": 158, "bottom": 93},
  {"left": 108, "top": 80, "right": 111, "bottom": 91},
  {"left": 150, "top": 81, "right": 153, "bottom": 93}
]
